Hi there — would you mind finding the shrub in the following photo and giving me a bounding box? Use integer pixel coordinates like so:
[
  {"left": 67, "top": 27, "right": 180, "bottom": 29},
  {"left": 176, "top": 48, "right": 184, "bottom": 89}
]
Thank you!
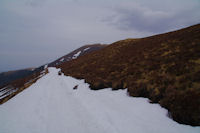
[{"left": 160, "top": 88, "right": 200, "bottom": 126}]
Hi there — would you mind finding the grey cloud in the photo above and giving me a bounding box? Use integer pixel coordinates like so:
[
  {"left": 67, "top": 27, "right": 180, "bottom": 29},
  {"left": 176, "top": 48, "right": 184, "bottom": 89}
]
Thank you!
[
  {"left": 25, "top": 0, "right": 47, "bottom": 7},
  {"left": 105, "top": 3, "right": 200, "bottom": 34}
]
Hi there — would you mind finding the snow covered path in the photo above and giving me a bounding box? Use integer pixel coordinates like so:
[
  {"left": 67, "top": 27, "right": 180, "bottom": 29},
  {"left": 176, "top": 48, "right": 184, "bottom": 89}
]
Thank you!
[{"left": 0, "top": 67, "right": 199, "bottom": 133}]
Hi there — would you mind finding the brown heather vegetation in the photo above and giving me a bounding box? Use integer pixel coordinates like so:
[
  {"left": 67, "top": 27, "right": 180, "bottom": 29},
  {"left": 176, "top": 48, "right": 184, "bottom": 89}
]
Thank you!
[{"left": 59, "top": 24, "right": 200, "bottom": 126}]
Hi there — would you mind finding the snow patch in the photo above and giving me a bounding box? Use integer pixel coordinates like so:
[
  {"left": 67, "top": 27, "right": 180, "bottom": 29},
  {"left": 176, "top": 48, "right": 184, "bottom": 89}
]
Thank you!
[
  {"left": 44, "top": 64, "right": 48, "bottom": 69},
  {"left": 0, "top": 67, "right": 199, "bottom": 133},
  {"left": 0, "top": 86, "right": 18, "bottom": 99},
  {"left": 72, "top": 51, "right": 81, "bottom": 59},
  {"left": 83, "top": 47, "right": 90, "bottom": 51},
  {"left": 59, "top": 58, "right": 64, "bottom": 62}
]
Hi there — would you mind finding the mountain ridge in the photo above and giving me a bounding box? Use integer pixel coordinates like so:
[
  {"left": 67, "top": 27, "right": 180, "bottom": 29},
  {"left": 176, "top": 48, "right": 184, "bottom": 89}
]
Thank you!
[
  {"left": 0, "top": 24, "right": 199, "bottom": 126},
  {"left": 0, "top": 43, "right": 106, "bottom": 104}
]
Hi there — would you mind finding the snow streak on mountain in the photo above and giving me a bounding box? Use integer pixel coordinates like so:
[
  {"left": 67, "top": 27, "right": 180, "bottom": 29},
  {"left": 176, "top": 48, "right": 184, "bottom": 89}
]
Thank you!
[{"left": 0, "top": 68, "right": 199, "bottom": 133}]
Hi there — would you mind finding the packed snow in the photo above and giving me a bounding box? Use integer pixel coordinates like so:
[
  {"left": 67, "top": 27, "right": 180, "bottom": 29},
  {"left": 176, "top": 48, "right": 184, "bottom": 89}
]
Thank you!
[
  {"left": 72, "top": 51, "right": 81, "bottom": 59},
  {"left": 0, "top": 67, "right": 199, "bottom": 133},
  {"left": 83, "top": 47, "right": 90, "bottom": 51}
]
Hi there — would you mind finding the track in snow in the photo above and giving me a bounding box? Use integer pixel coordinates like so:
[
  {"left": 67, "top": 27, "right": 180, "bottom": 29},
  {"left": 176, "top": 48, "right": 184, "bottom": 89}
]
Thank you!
[{"left": 0, "top": 67, "right": 199, "bottom": 133}]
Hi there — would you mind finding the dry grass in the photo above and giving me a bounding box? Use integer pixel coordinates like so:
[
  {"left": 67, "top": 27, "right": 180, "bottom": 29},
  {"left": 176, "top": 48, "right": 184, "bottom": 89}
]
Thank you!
[{"left": 59, "top": 24, "right": 200, "bottom": 126}]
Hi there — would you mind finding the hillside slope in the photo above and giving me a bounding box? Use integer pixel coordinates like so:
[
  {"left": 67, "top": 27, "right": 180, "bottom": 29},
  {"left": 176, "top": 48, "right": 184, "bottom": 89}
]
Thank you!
[
  {"left": 0, "top": 67, "right": 199, "bottom": 133},
  {"left": 0, "top": 68, "right": 34, "bottom": 87},
  {"left": 59, "top": 24, "right": 200, "bottom": 126},
  {"left": 48, "top": 44, "right": 106, "bottom": 67}
]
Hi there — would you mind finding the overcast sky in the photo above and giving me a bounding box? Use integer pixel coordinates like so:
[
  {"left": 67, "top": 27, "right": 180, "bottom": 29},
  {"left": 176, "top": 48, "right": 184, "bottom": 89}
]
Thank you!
[{"left": 0, "top": 0, "right": 200, "bottom": 72}]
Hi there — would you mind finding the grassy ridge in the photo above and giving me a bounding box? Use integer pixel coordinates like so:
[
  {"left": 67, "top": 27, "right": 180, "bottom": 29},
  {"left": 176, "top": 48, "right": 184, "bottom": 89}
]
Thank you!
[{"left": 59, "top": 24, "right": 200, "bottom": 126}]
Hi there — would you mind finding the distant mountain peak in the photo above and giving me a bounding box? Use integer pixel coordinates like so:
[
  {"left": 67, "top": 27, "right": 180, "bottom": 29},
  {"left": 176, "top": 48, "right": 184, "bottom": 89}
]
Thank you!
[{"left": 0, "top": 43, "right": 107, "bottom": 104}]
